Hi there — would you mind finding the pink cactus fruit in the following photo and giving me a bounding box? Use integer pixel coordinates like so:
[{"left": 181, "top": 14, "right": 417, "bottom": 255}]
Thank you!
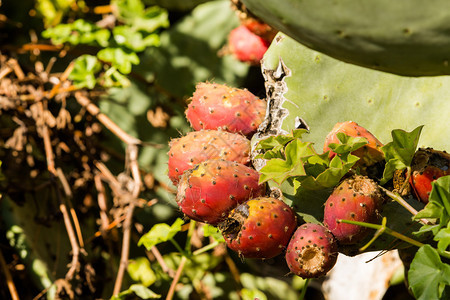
[
  {"left": 228, "top": 25, "right": 270, "bottom": 65},
  {"left": 323, "top": 121, "right": 384, "bottom": 168},
  {"left": 323, "top": 175, "right": 384, "bottom": 244},
  {"left": 185, "top": 82, "right": 266, "bottom": 137},
  {"left": 220, "top": 197, "right": 297, "bottom": 259},
  {"left": 176, "top": 159, "right": 266, "bottom": 226},
  {"left": 285, "top": 223, "right": 338, "bottom": 278},
  {"left": 167, "top": 130, "right": 251, "bottom": 185}
]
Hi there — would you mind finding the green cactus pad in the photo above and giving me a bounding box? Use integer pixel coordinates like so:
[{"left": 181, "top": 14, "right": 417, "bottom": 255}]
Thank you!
[
  {"left": 257, "top": 33, "right": 450, "bottom": 154},
  {"left": 241, "top": 0, "right": 450, "bottom": 76}
]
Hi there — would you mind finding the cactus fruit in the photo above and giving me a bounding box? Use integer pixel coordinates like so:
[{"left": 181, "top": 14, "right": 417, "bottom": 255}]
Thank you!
[
  {"left": 409, "top": 148, "right": 450, "bottom": 203},
  {"left": 323, "top": 121, "right": 384, "bottom": 168},
  {"left": 285, "top": 223, "right": 338, "bottom": 278},
  {"left": 219, "top": 197, "right": 297, "bottom": 259},
  {"left": 176, "top": 159, "right": 265, "bottom": 225},
  {"left": 185, "top": 82, "right": 267, "bottom": 136},
  {"left": 167, "top": 130, "right": 251, "bottom": 184},
  {"left": 323, "top": 175, "right": 384, "bottom": 244},
  {"left": 227, "top": 25, "right": 270, "bottom": 65},
  {"left": 231, "top": 0, "right": 277, "bottom": 41}
]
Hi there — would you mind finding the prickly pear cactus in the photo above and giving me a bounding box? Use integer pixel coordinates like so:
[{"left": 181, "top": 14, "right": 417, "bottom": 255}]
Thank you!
[
  {"left": 253, "top": 32, "right": 450, "bottom": 252},
  {"left": 240, "top": 0, "right": 450, "bottom": 76},
  {"left": 257, "top": 33, "right": 450, "bottom": 152}
]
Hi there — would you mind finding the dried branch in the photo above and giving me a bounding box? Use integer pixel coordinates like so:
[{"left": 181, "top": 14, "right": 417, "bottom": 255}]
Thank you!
[
  {"left": 0, "top": 248, "right": 19, "bottom": 300},
  {"left": 38, "top": 101, "right": 82, "bottom": 281},
  {"left": 95, "top": 173, "right": 111, "bottom": 234},
  {"left": 166, "top": 256, "right": 188, "bottom": 300},
  {"left": 74, "top": 92, "right": 141, "bottom": 146},
  {"left": 113, "top": 144, "right": 142, "bottom": 296}
]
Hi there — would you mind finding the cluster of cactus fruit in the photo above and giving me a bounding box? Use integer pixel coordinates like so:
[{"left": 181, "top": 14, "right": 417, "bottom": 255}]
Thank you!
[{"left": 168, "top": 83, "right": 450, "bottom": 279}]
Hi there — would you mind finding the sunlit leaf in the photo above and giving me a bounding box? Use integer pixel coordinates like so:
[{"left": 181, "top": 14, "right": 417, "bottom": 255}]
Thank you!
[
  {"left": 69, "top": 55, "right": 102, "bottom": 89},
  {"left": 381, "top": 126, "right": 423, "bottom": 184},
  {"left": 111, "top": 284, "right": 160, "bottom": 299},
  {"left": 138, "top": 218, "right": 184, "bottom": 250},
  {"left": 128, "top": 257, "right": 156, "bottom": 287},
  {"left": 408, "top": 245, "right": 450, "bottom": 300}
]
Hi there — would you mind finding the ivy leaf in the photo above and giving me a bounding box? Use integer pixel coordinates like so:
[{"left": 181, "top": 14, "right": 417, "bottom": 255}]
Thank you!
[
  {"left": 113, "top": 0, "right": 169, "bottom": 33},
  {"left": 111, "top": 284, "right": 160, "bottom": 300},
  {"left": 327, "top": 132, "right": 368, "bottom": 155},
  {"left": 202, "top": 224, "right": 225, "bottom": 242},
  {"left": 138, "top": 218, "right": 184, "bottom": 250},
  {"left": 300, "top": 153, "right": 360, "bottom": 190},
  {"left": 259, "top": 139, "right": 315, "bottom": 184},
  {"left": 408, "top": 245, "right": 450, "bottom": 300},
  {"left": 414, "top": 176, "right": 450, "bottom": 248},
  {"left": 69, "top": 55, "right": 102, "bottom": 89},
  {"left": 113, "top": 26, "right": 160, "bottom": 52},
  {"left": 127, "top": 257, "right": 156, "bottom": 287},
  {"left": 435, "top": 224, "right": 450, "bottom": 253},
  {"left": 241, "top": 288, "right": 267, "bottom": 300},
  {"left": 101, "top": 67, "right": 131, "bottom": 87},
  {"left": 255, "top": 129, "right": 308, "bottom": 151},
  {"left": 97, "top": 48, "right": 140, "bottom": 74},
  {"left": 380, "top": 126, "right": 423, "bottom": 184}
]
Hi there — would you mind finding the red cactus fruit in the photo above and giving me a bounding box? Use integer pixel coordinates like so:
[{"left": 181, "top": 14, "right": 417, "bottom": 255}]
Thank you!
[
  {"left": 167, "top": 130, "right": 251, "bottom": 185},
  {"left": 323, "top": 175, "right": 384, "bottom": 244},
  {"left": 323, "top": 121, "right": 384, "bottom": 168},
  {"left": 409, "top": 148, "right": 450, "bottom": 203},
  {"left": 219, "top": 197, "right": 297, "bottom": 259},
  {"left": 285, "top": 223, "right": 338, "bottom": 278},
  {"left": 176, "top": 159, "right": 265, "bottom": 226},
  {"left": 231, "top": 0, "right": 278, "bottom": 41},
  {"left": 228, "top": 25, "right": 270, "bottom": 65},
  {"left": 241, "top": 18, "right": 278, "bottom": 41},
  {"left": 185, "top": 82, "right": 266, "bottom": 137}
]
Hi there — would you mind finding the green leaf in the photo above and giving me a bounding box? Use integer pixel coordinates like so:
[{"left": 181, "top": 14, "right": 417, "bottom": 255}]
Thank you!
[
  {"left": 414, "top": 176, "right": 450, "bottom": 246},
  {"left": 68, "top": 55, "right": 102, "bottom": 89},
  {"left": 328, "top": 132, "right": 368, "bottom": 155},
  {"left": 42, "top": 19, "right": 110, "bottom": 47},
  {"left": 300, "top": 153, "right": 360, "bottom": 190},
  {"left": 259, "top": 139, "right": 316, "bottom": 184},
  {"left": 408, "top": 245, "right": 450, "bottom": 300},
  {"left": 138, "top": 218, "right": 184, "bottom": 250},
  {"left": 241, "top": 288, "right": 267, "bottom": 300},
  {"left": 380, "top": 126, "right": 423, "bottom": 184},
  {"left": 113, "top": 0, "right": 169, "bottom": 32},
  {"left": 127, "top": 257, "right": 156, "bottom": 287},
  {"left": 435, "top": 224, "right": 450, "bottom": 253},
  {"left": 255, "top": 129, "right": 308, "bottom": 151},
  {"left": 113, "top": 26, "right": 160, "bottom": 52},
  {"left": 97, "top": 48, "right": 140, "bottom": 74},
  {"left": 111, "top": 284, "right": 161, "bottom": 300},
  {"left": 101, "top": 67, "right": 131, "bottom": 88},
  {"left": 203, "top": 224, "right": 225, "bottom": 242}
]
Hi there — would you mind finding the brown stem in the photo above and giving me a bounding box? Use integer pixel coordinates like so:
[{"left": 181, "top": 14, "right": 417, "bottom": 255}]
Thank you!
[
  {"left": 39, "top": 101, "right": 81, "bottom": 281},
  {"left": 380, "top": 186, "right": 431, "bottom": 225},
  {"left": 0, "top": 248, "right": 19, "bottom": 300},
  {"left": 112, "top": 202, "right": 135, "bottom": 296},
  {"left": 166, "top": 256, "right": 187, "bottom": 300},
  {"left": 151, "top": 246, "right": 176, "bottom": 278},
  {"left": 94, "top": 173, "right": 110, "bottom": 233},
  {"left": 112, "top": 145, "right": 142, "bottom": 296},
  {"left": 74, "top": 92, "right": 142, "bottom": 145}
]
